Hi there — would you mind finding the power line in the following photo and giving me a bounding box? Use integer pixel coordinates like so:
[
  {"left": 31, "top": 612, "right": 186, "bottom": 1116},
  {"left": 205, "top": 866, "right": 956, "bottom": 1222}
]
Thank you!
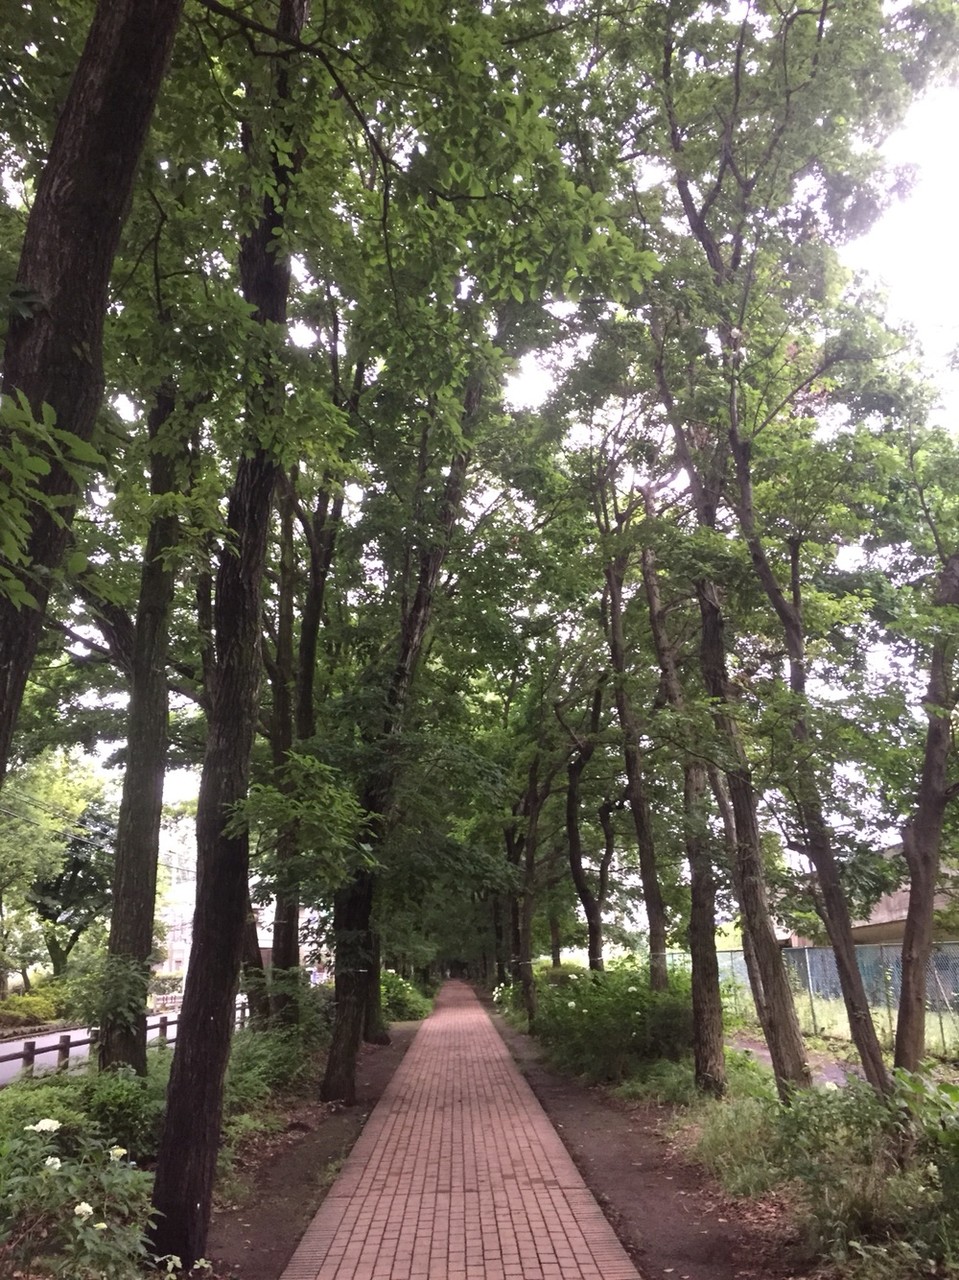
[{"left": 0, "top": 801, "right": 193, "bottom": 878}]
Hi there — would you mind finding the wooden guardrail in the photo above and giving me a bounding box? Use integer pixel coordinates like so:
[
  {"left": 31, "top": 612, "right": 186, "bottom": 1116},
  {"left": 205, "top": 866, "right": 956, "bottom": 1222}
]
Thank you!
[{"left": 0, "top": 1002, "right": 248, "bottom": 1083}]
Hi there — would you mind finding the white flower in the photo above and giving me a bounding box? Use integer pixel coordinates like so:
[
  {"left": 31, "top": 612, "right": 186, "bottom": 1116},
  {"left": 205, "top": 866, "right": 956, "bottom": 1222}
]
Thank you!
[
  {"left": 44, "top": 1156, "right": 62, "bottom": 1170},
  {"left": 627, "top": 985, "right": 638, "bottom": 993},
  {"left": 109, "top": 1145, "right": 127, "bottom": 1161},
  {"left": 94, "top": 1222, "right": 108, "bottom": 1231},
  {"left": 24, "top": 1117, "right": 62, "bottom": 1133},
  {"left": 74, "top": 1202, "right": 94, "bottom": 1219},
  {"left": 567, "top": 1000, "right": 576, "bottom": 1008}
]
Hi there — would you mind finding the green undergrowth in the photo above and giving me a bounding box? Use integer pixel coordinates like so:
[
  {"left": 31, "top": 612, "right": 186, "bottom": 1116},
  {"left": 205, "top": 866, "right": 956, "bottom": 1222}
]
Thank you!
[
  {"left": 494, "top": 959, "right": 694, "bottom": 1083},
  {"left": 380, "top": 970, "right": 433, "bottom": 1021},
  {"left": 0, "top": 976, "right": 336, "bottom": 1278},
  {"left": 624, "top": 1046, "right": 959, "bottom": 1280},
  {"left": 0, "top": 990, "right": 62, "bottom": 1028}
]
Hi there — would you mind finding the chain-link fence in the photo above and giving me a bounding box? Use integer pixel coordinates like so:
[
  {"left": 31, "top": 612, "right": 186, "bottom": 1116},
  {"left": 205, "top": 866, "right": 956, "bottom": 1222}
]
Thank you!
[{"left": 667, "top": 942, "right": 959, "bottom": 1055}]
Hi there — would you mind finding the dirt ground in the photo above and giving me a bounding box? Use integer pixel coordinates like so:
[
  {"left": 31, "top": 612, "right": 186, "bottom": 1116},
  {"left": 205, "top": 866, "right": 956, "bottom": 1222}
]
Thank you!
[
  {"left": 205, "top": 1025, "right": 419, "bottom": 1279},
  {"left": 205, "top": 1008, "right": 812, "bottom": 1280}
]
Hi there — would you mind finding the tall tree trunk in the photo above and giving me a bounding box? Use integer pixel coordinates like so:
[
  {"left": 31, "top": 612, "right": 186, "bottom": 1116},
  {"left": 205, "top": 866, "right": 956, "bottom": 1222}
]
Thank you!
[
  {"left": 151, "top": 451, "right": 277, "bottom": 1266},
  {"left": 509, "top": 896, "right": 522, "bottom": 985},
  {"left": 519, "top": 855, "right": 538, "bottom": 1029},
  {"left": 362, "top": 923, "right": 391, "bottom": 1045},
  {"left": 269, "top": 476, "right": 347, "bottom": 1025},
  {"left": 640, "top": 535, "right": 725, "bottom": 1094},
  {"left": 267, "top": 485, "right": 299, "bottom": 1025},
  {"left": 151, "top": 3, "right": 304, "bottom": 1262},
  {"left": 45, "top": 934, "right": 68, "bottom": 977},
  {"left": 655, "top": 354, "right": 806, "bottom": 1097},
  {"left": 686, "top": 760, "right": 725, "bottom": 1096},
  {"left": 0, "top": 0, "right": 183, "bottom": 782},
  {"left": 492, "top": 897, "right": 508, "bottom": 985},
  {"left": 896, "top": 553, "right": 959, "bottom": 1070},
  {"left": 708, "top": 764, "right": 768, "bottom": 1030},
  {"left": 503, "top": 761, "right": 552, "bottom": 1030},
  {"left": 241, "top": 895, "right": 271, "bottom": 1029},
  {"left": 320, "top": 869, "right": 375, "bottom": 1105},
  {"left": 561, "top": 678, "right": 607, "bottom": 972},
  {"left": 99, "top": 390, "right": 180, "bottom": 1074},
  {"left": 727, "top": 418, "right": 889, "bottom": 1095},
  {"left": 549, "top": 909, "right": 563, "bottom": 969},
  {"left": 698, "top": 581, "right": 810, "bottom": 1099},
  {"left": 602, "top": 561, "right": 669, "bottom": 989}
]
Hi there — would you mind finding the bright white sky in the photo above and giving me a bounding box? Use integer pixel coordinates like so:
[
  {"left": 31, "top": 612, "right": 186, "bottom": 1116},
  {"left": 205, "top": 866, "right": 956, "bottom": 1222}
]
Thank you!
[
  {"left": 508, "top": 85, "right": 959, "bottom": 418},
  {"left": 840, "top": 85, "right": 959, "bottom": 425}
]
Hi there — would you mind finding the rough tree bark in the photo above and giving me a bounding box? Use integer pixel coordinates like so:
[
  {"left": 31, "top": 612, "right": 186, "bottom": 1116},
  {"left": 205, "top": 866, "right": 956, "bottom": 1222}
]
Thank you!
[
  {"left": 698, "top": 579, "right": 810, "bottom": 1099},
  {"left": 320, "top": 867, "right": 376, "bottom": 1105},
  {"left": 266, "top": 485, "right": 300, "bottom": 1024},
  {"left": 727, "top": 404, "right": 889, "bottom": 1096},
  {"left": 896, "top": 552, "right": 959, "bottom": 1070},
  {"left": 98, "top": 390, "right": 180, "bottom": 1074},
  {"left": 0, "top": 0, "right": 184, "bottom": 782},
  {"left": 641, "top": 533, "right": 726, "bottom": 1095},
  {"left": 602, "top": 557, "right": 670, "bottom": 989},
  {"left": 650, "top": 319, "right": 809, "bottom": 1099},
  {"left": 559, "top": 677, "right": 609, "bottom": 972},
  {"left": 150, "top": 1, "right": 305, "bottom": 1263},
  {"left": 150, "top": 449, "right": 279, "bottom": 1266}
]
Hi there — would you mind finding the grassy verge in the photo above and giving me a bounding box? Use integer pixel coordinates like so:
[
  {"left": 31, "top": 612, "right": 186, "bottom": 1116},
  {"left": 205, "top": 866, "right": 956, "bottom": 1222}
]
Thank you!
[{"left": 622, "top": 1050, "right": 959, "bottom": 1280}]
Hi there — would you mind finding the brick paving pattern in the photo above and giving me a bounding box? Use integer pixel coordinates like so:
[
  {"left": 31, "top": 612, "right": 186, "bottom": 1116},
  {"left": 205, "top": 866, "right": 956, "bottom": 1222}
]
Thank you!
[{"left": 281, "top": 980, "right": 642, "bottom": 1280}]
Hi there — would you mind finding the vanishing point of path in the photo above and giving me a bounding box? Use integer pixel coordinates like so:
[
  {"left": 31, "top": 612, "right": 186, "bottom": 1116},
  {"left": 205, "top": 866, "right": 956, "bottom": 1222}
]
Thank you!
[{"left": 281, "top": 981, "right": 642, "bottom": 1280}]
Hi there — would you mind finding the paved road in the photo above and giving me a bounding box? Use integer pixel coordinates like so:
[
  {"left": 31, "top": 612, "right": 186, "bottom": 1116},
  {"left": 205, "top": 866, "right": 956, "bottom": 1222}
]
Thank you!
[
  {"left": 282, "top": 981, "right": 640, "bottom": 1280},
  {"left": 0, "top": 1014, "right": 178, "bottom": 1087}
]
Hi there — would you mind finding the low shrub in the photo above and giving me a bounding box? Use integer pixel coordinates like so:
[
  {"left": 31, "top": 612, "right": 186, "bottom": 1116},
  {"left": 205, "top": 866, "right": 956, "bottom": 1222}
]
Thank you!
[
  {"left": 0, "top": 1080, "right": 95, "bottom": 1153},
  {"left": 694, "top": 1093, "right": 782, "bottom": 1195},
  {"left": 0, "top": 1117, "right": 157, "bottom": 1280},
  {"left": 615, "top": 1058, "right": 699, "bottom": 1106},
  {"left": 534, "top": 962, "right": 694, "bottom": 1083},
  {"left": 77, "top": 1065, "right": 167, "bottom": 1161},
  {"left": 0, "top": 991, "right": 60, "bottom": 1027},
  {"left": 616, "top": 1047, "right": 779, "bottom": 1110},
  {"left": 491, "top": 980, "right": 523, "bottom": 1017},
  {"left": 723, "top": 1048, "right": 780, "bottom": 1101},
  {"left": 380, "top": 971, "right": 432, "bottom": 1022},
  {"left": 224, "top": 1028, "right": 309, "bottom": 1114},
  {"left": 688, "top": 1065, "right": 959, "bottom": 1275}
]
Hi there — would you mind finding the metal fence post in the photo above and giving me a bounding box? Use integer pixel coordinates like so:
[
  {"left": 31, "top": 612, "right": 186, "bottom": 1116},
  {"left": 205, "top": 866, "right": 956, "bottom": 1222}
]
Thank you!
[
  {"left": 880, "top": 945, "right": 894, "bottom": 1043},
  {"left": 803, "top": 947, "right": 818, "bottom": 1036},
  {"left": 931, "top": 961, "right": 950, "bottom": 1056}
]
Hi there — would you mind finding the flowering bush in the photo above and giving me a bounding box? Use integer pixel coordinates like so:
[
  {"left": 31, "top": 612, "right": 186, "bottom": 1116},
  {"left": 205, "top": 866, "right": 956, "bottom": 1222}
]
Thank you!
[
  {"left": 533, "top": 962, "right": 694, "bottom": 1082},
  {"left": 491, "top": 981, "right": 523, "bottom": 1016},
  {"left": 380, "top": 971, "right": 432, "bottom": 1021},
  {"left": 0, "top": 1116, "right": 155, "bottom": 1278}
]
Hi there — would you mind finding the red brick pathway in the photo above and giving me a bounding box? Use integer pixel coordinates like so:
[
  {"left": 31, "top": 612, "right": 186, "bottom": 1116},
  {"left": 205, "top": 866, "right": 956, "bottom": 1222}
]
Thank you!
[{"left": 281, "top": 981, "right": 642, "bottom": 1280}]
